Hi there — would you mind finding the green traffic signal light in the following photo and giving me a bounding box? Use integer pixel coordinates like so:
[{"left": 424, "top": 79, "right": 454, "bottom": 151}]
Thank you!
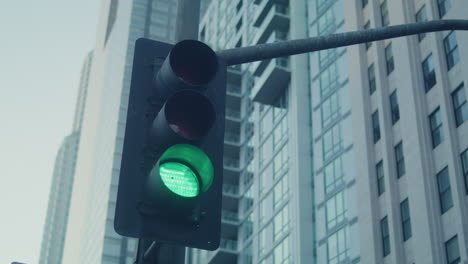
[
  {"left": 159, "top": 162, "right": 199, "bottom": 197},
  {"left": 147, "top": 144, "right": 214, "bottom": 198}
]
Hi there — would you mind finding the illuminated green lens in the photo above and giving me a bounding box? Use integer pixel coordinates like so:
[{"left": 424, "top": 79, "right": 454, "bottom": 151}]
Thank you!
[
  {"left": 159, "top": 144, "right": 214, "bottom": 192},
  {"left": 159, "top": 162, "right": 200, "bottom": 197}
]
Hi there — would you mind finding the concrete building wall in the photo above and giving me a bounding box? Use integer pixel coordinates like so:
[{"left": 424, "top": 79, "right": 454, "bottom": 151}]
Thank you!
[{"left": 347, "top": 0, "right": 468, "bottom": 263}]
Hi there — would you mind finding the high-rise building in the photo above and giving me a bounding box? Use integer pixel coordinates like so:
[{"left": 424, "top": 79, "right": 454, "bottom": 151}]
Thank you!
[
  {"left": 59, "top": 0, "right": 468, "bottom": 263},
  {"left": 190, "top": 0, "right": 468, "bottom": 264},
  {"left": 62, "top": 0, "right": 182, "bottom": 263},
  {"left": 39, "top": 51, "right": 93, "bottom": 264}
]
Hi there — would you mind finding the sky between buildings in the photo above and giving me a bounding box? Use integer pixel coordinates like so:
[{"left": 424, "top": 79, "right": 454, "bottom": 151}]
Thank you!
[{"left": 0, "top": 0, "right": 100, "bottom": 263}]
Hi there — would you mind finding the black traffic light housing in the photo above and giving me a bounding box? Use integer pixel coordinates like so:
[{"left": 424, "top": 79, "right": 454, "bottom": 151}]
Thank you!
[{"left": 114, "top": 38, "right": 226, "bottom": 250}]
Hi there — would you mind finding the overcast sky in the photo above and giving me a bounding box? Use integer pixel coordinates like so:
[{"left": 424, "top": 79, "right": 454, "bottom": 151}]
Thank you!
[{"left": 0, "top": 0, "right": 101, "bottom": 263}]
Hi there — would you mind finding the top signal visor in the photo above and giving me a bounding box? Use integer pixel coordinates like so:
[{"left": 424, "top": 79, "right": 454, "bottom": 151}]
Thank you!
[{"left": 156, "top": 40, "right": 219, "bottom": 93}]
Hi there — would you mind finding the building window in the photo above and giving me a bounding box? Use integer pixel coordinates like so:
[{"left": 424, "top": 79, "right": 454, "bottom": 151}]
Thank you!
[
  {"left": 323, "top": 123, "right": 342, "bottom": 161},
  {"left": 362, "top": 0, "right": 368, "bottom": 8},
  {"left": 236, "top": 0, "right": 243, "bottom": 12},
  {"left": 395, "top": 142, "right": 405, "bottom": 178},
  {"left": 369, "top": 64, "right": 376, "bottom": 94},
  {"left": 273, "top": 204, "right": 289, "bottom": 241},
  {"left": 318, "top": 7, "right": 337, "bottom": 35},
  {"left": 258, "top": 225, "right": 267, "bottom": 257},
  {"left": 390, "top": 90, "right": 400, "bottom": 124},
  {"left": 422, "top": 54, "right": 436, "bottom": 92},
  {"left": 438, "top": 0, "right": 452, "bottom": 18},
  {"left": 364, "top": 21, "right": 372, "bottom": 49},
  {"left": 462, "top": 149, "right": 468, "bottom": 194},
  {"left": 321, "top": 92, "right": 340, "bottom": 128},
  {"left": 327, "top": 228, "right": 347, "bottom": 263},
  {"left": 437, "top": 167, "right": 453, "bottom": 214},
  {"left": 326, "top": 191, "right": 346, "bottom": 230},
  {"left": 445, "top": 235, "right": 461, "bottom": 264},
  {"left": 273, "top": 143, "right": 288, "bottom": 175},
  {"left": 372, "top": 111, "right": 381, "bottom": 143},
  {"left": 320, "top": 62, "right": 339, "bottom": 96},
  {"left": 319, "top": 48, "right": 337, "bottom": 67},
  {"left": 236, "top": 18, "right": 242, "bottom": 32},
  {"left": 376, "top": 160, "right": 385, "bottom": 196},
  {"left": 429, "top": 107, "right": 444, "bottom": 148},
  {"left": 400, "top": 199, "right": 412, "bottom": 241},
  {"left": 415, "top": 5, "right": 427, "bottom": 41},
  {"left": 274, "top": 236, "right": 291, "bottom": 263},
  {"left": 385, "top": 43, "right": 394, "bottom": 75},
  {"left": 324, "top": 157, "right": 344, "bottom": 194},
  {"left": 380, "top": 1, "right": 389, "bottom": 27},
  {"left": 444, "top": 32, "right": 460, "bottom": 70},
  {"left": 381, "top": 216, "right": 390, "bottom": 257},
  {"left": 273, "top": 175, "right": 289, "bottom": 209},
  {"left": 452, "top": 83, "right": 467, "bottom": 127},
  {"left": 259, "top": 195, "right": 270, "bottom": 225}
]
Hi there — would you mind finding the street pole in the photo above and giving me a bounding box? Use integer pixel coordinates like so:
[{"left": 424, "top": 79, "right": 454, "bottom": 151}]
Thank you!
[
  {"left": 217, "top": 19, "right": 468, "bottom": 66},
  {"left": 175, "top": 0, "right": 201, "bottom": 41}
]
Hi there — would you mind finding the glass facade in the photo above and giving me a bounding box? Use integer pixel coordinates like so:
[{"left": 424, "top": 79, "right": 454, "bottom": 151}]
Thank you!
[
  {"left": 310, "top": 1, "right": 360, "bottom": 263},
  {"left": 40, "top": 51, "right": 93, "bottom": 264}
]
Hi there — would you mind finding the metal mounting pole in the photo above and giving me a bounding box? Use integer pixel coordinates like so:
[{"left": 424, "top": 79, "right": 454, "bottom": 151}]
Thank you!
[
  {"left": 175, "top": 0, "right": 201, "bottom": 41},
  {"left": 217, "top": 19, "right": 468, "bottom": 66},
  {"left": 136, "top": 239, "right": 186, "bottom": 264}
]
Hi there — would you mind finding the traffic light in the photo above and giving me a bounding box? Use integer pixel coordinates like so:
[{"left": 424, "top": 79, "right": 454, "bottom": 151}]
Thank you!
[{"left": 114, "top": 38, "right": 226, "bottom": 250}]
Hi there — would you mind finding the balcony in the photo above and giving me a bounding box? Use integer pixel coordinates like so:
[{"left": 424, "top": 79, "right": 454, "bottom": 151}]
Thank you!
[
  {"left": 223, "top": 160, "right": 241, "bottom": 185},
  {"left": 242, "top": 171, "right": 254, "bottom": 192},
  {"left": 223, "top": 184, "right": 240, "bottom": 196},
  {"left": 226, "top": 108, "right": 241, "bottom": 121},
  {"left": 205, "top": 239, "right": 238, "bottom": 264},
  {"left": 227, "top": 84, "right": 242, "bottom": 96},
  {"left": 224, "top": 132, "right": 241, "bottom": 157},
  {"left": 226, "top": 85, "right": 242, "bottom": 113},
  {"left": 244, "top": 121, "right": 254, "bottom": 139},
  {"left": 243, "top": 145, "right": 254, "bottom": 164},
  {"left": 225, "top": 108, "right": 242, "bottom": 131},
  {"left": 227, "top": 65, "right": 242, "bottom": 85},
  {"left": 251, "top": 30, "right": 288, "bottom": 76},
  {"left": 252, "top": 2, "right": 290, "bottom": 46},
  {"left": 224, "top": 157, "right": 240, "bottom": 171},
  {"left": 222, "top": 210, "right": 239, "bottom": 223},
  {"left": 221, "top": 210, "right": 240, "bottom": 240},
  {"left": 223, "top": 183, "right": 240, "bottom": 212},
  {"left": 240, "top": 197, "right": 254, "bottom": 217},
  {"left": 240, "top": 220, "right": 253, "bottom": 241},
  {"left": 251, "top": 57, "right": 290, "bottom": 105}
]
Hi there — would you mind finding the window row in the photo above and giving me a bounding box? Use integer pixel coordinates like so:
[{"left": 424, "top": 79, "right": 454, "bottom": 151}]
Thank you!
[
  {"left": 371, "top": 83, "right": 466, "bottom": 148},
  {"left": 367, "top": 34, "right": 459, "bottom": 95},
  {"left": 377, "top": 147, "right": 468, "bottom": 211},
  {"left": 370, "top": 91, "right": 401, "bottom": 143}
]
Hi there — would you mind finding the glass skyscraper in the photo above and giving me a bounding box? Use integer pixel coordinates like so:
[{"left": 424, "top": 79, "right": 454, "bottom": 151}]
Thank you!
[{"left": 39, "top": 51, "right": 93, "bottom": 264}]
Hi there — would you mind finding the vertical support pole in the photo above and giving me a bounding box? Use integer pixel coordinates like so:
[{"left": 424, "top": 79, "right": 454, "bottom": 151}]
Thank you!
[
  {"left": 175, "top": 0, "right": 201, "bottom": 41},
  {"left": 136, "top": 239, "right": 186, "bottom": 264}
]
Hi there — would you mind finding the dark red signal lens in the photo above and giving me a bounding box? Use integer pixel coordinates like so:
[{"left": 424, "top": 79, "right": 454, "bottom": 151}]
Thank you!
[{"left": 165, "top": 90, "right": 216, "bottom": 140}]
